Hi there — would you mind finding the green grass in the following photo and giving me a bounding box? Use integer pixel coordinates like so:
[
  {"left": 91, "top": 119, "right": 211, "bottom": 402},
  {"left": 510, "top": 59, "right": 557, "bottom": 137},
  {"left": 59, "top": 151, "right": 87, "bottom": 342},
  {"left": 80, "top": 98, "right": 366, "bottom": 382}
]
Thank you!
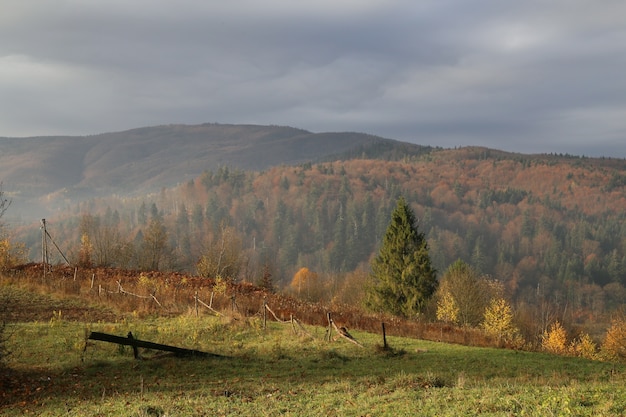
[{"left": 2, "top": 314, "right": 625, "bottom": 416}]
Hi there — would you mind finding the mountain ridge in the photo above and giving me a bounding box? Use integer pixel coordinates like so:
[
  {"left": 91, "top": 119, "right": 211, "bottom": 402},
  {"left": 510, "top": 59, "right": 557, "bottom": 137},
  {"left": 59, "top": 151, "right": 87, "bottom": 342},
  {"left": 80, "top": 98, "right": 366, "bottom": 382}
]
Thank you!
[
  {"left": 2, "top": 122, "right": 624, "bottom": 221},
  {"left": 0, "top": 123, "right": 425, "bottom": 218}
]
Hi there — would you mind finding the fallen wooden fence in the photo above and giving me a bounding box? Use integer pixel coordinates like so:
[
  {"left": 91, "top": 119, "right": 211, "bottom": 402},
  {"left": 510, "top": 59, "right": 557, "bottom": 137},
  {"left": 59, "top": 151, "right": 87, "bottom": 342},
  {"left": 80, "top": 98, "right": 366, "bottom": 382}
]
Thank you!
[{"left": 88, "top": 331, "right": 223, "bottom": 359}]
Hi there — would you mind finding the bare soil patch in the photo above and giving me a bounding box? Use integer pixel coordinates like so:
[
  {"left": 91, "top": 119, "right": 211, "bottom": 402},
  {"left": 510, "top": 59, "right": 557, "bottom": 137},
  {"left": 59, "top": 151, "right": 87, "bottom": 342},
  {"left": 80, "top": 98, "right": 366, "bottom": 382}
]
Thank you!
[{"left": 0, "top": 285, "right": 119, "bottom": 323}]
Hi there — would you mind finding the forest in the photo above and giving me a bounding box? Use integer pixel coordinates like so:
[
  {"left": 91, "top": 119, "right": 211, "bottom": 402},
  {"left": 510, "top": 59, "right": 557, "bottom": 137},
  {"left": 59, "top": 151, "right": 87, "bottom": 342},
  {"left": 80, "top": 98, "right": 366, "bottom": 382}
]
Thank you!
[{"left": 12, "top": 147, "right": 626, "bottom": 334}]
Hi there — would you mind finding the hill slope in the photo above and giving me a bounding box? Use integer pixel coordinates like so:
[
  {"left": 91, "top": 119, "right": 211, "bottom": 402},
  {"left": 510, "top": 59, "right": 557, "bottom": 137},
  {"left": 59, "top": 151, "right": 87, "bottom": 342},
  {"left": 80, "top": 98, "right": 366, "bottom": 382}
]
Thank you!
[
  {"left": 0, "top": 123, "right": 425, "bottom": 218},
  {"left": 19, "top": 148, "right": 626, "bottom": 315}
]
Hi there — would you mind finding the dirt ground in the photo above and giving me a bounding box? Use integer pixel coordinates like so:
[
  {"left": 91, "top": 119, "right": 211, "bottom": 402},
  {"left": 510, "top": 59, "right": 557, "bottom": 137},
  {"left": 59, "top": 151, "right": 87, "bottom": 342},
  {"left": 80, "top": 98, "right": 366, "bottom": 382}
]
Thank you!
[{"left": 0, "top": 285, "right": 119, "bottom": 323}]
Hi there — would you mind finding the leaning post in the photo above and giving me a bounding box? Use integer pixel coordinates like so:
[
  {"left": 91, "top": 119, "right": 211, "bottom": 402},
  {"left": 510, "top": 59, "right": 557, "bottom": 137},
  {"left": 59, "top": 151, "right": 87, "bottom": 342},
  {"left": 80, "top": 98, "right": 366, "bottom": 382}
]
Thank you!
[{"left": 382, "top": 322, "right": 387, "bottom": 349}]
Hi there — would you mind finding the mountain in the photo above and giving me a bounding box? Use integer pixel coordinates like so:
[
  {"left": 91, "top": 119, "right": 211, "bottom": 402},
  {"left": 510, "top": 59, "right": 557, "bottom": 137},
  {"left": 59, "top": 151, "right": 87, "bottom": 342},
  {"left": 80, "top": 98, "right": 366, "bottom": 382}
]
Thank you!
[{"left": 0, "top": 123, "right": 430, "bottom": 219}]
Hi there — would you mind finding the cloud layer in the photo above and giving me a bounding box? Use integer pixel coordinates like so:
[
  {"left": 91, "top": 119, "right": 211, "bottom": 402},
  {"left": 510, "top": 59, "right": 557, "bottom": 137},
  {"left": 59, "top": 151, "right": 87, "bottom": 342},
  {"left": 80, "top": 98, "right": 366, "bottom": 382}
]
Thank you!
[{"left": 2, "top": 0, "right": 625, "bottom": 157}]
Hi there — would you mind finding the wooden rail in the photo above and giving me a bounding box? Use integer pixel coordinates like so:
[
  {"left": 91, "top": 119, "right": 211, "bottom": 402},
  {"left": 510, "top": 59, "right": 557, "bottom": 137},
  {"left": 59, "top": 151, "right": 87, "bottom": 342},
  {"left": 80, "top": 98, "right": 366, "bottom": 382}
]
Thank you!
[{"left": 88, "top": 331, "right": 223, "bottom": 359}]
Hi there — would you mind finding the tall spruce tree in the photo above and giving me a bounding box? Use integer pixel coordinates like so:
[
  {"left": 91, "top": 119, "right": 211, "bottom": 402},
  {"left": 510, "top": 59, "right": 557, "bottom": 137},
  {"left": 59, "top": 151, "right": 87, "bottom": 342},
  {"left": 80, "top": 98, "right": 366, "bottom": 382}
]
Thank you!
[{"left": 366, "top": 196, "right": 437, "bottom": 317}]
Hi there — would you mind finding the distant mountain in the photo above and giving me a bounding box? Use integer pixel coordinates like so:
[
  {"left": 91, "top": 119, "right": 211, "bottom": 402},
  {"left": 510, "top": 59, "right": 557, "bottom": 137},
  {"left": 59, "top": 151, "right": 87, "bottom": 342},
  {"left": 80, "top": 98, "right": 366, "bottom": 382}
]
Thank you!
[{"left": 0, "top": 123, "right": 430, "bottom": 219}]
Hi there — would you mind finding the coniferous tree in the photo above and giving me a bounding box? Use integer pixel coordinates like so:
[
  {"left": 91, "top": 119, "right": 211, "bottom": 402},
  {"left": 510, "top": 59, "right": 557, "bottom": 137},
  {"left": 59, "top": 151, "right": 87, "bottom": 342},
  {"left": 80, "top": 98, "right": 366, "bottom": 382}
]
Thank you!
[{"left": 366, "top": 196, "right": 437, "bottom": 317}]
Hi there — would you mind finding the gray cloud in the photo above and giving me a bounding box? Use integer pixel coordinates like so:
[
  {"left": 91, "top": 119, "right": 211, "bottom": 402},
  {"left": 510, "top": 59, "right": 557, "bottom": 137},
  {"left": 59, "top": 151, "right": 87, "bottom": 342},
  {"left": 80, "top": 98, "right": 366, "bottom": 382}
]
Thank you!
[{"left": 1, "top": 0, "right": 625, "bottom": 157}]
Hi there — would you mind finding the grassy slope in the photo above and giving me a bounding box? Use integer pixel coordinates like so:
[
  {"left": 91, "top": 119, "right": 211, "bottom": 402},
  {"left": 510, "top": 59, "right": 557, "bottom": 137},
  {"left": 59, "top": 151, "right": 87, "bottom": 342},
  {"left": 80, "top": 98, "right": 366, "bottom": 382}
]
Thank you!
[{"left": 2, "top": 311, "right": 625, "bottom": 416}]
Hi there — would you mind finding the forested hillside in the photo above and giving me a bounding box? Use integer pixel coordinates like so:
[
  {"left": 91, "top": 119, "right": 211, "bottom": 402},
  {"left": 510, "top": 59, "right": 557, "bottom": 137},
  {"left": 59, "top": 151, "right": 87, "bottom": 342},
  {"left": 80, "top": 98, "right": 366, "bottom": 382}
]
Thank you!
[{"left": 16, "top": 147, "right": 626, "bottom": 323}]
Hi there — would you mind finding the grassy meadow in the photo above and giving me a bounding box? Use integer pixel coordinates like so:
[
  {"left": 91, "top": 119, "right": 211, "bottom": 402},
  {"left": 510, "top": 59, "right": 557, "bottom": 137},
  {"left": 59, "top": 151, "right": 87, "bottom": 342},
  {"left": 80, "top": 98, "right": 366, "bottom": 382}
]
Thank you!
[{"left": 2, "top": 309, "right": 626, "bottom": 416}]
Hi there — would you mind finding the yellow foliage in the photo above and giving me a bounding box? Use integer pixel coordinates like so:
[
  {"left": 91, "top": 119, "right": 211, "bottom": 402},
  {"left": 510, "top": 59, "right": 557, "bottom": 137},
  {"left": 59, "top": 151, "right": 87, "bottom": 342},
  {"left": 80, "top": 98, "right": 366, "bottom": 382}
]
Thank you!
[
  {"left": 78, "top": 233, "right": 93, "bottom": 267},
  {"left": 138, "top": 272, "right": 158, "bottom": 291},
  {"left": 570, "top": 333, "right": 597, "bottom": 360},
  {"left": 436, "top": 290, "right": 459, "bottom": 324},
  {"left": 602, "top": 316, "right": 626, "bottom": 360},
  {"left": 482, "top": 298, "right": 521, "bottom": 344},
  {"left": 213, "top": 275, "right": 227, "bottom": 295},
  {"left": 0, "top": 237, "right": 27, "bottom": 270},
  {"left": 542, "top": 321, "right": 568, "bottom": 354},
  {"left": 290, "top": 267, "right": 320, "bottom": 300},
  {"left": 436, "top": 260, "right": 492, "bottom": 326}
]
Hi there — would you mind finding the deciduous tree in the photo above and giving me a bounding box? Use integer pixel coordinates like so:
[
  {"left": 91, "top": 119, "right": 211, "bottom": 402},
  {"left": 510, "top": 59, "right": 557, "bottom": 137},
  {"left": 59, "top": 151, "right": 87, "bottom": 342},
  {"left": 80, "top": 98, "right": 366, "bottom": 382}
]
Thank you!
[
  {"left": 77, "top": 233, "right": 94, "bottom": 268},
  {"left": 79, "top": 213, "right": 126, "bottom": 267},
  {"left": 0, "top": 185, "right": 26, "bottom": 271},
  {"left": 436, "top": 290, "right": 459, "bottom": 324},
  {"left": 602, "top": 315, "right": 626, "bottom": 360},
  {"left": 197, "top": 224, "right": 243, "bottom": 281},
  {"left": 290, "top": 267, "right": 320, "bottom": 301},
  {"left": 542, "top": 321, "right": 568, "bottom": 354},
  {"left": 570, "top": 333, "right": 597, "bottom": 360},
  {"left": 482, "top": 298, "right": 521, "bottom": 345},
  {"left": 141, "top": 214, "right": 168, "bottom": 271},
  {"left": 437, "top": 260, "right": 492, "bottom": 327}
]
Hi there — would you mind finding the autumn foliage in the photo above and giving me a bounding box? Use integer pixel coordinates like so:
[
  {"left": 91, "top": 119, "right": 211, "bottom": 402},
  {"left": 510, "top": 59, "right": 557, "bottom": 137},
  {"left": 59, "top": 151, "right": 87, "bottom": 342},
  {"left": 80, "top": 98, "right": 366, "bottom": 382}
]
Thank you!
[
  {"left": 542, "top": 321, "right": 568, "bottom": 354},
  {"left": 482, "top": 298, "right": 522, "bottom": 346},
  {"left": 602, "top": 315, "right": 626, "bottom": 360},
  {"left": 5, "top": 146, "right": 626, "bottom": 361}
]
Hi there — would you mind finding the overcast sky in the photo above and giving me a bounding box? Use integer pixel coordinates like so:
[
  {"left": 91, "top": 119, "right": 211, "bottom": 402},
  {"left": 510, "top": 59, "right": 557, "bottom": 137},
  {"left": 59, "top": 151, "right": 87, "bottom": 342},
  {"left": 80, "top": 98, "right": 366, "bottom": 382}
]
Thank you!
[{"left": 2, "top": 1, "right": 625, "bottom": 157}]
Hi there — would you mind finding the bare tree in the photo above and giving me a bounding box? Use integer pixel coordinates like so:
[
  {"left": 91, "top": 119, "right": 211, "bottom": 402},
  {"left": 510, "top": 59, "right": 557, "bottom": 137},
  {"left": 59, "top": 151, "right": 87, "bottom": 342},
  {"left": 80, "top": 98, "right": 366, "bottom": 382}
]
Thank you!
[
  {"left": 0, "top": 182, "right": 9, "bottom": 221},
  {"left": 196, "top": 223, "right": 243, "bottom": 281},
  {"left": 141, "top": 215, "right": 168, "bottom": 271},
  {"left": 77, "top": 213, "right": 131, "bottom": 267}
]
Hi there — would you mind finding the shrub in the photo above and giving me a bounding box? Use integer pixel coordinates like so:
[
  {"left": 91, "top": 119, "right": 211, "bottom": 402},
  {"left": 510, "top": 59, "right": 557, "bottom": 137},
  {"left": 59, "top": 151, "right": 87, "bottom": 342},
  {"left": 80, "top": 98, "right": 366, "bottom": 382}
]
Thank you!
[
  {"left": 570, "top": 333, "right": 598, "bottom": 360},
  {"left": 482, "top": 298, "right": 523, "bottom": 346},
  {"left": 602, "top": 316, "right": 626, "bottom": 361},
  {"left": 541, "top": 321, "right": 568, "bottom": 354}
]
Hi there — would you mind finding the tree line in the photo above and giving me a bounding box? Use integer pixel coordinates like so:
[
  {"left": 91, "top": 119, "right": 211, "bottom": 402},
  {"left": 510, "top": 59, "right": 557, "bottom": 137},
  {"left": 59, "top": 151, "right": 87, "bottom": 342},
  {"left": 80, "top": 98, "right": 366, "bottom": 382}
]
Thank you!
[{"left": 12, "top": 154, "right": 626, "bottom": 326}]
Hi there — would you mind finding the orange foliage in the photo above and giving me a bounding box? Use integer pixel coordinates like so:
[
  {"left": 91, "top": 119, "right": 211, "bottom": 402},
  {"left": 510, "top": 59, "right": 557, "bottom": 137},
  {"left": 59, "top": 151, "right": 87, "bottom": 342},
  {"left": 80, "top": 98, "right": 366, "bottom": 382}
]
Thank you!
[{"left": 290, "top": 267, "right": 320, "bottom": 300}]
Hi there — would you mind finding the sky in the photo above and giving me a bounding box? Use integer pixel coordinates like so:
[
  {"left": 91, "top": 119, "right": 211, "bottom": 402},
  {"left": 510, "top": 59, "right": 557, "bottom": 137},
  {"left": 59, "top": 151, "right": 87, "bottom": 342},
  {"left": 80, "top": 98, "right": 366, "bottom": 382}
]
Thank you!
[{"left": 1, "top": 0, "right": 625, "bottom": 158}]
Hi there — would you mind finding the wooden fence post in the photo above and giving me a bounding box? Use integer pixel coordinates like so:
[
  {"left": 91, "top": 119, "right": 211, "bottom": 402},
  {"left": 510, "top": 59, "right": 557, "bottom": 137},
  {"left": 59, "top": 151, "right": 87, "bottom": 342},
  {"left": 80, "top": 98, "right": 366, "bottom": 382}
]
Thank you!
[
  {"left": 195, "top": 291, "right": 199, "bottom": 317},
  {"left": 326, "top": 312, "right": 332, "bottom": 342},
  {"left": 127, "top": 332, "right": 139, "bottom": 359},
  {"left": 291, "top": 314, "right": 297, "bottom": 334},
  {"left": 382, "top": 322, "right": 387, "bottom": 349},
  {"left": 263, "top": 297, "right": 267, "bottom": 329}
]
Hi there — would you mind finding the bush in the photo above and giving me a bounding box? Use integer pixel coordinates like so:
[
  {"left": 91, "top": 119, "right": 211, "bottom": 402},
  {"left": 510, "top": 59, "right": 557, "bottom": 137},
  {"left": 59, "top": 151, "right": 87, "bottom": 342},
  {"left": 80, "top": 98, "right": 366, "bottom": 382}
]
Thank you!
[
  {"left": 602, "top": 316, "right": 626, "bottom": 361},
  {"left": 541, "top": 321, "right": 568, "bottom": 355},
  {"left": 570, "top": 333, "right": 598, "bottom": 360}
]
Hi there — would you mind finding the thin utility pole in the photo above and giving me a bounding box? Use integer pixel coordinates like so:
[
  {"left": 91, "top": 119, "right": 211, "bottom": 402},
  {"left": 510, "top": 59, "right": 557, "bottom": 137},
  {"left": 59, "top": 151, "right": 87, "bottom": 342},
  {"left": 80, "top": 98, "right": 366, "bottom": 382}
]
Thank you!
[
  {"left": 41, "top": 219, "right": 49, "bottom": 276},
  {"left": 40, "top": 218, "right": 71, "bottom": 276}
]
